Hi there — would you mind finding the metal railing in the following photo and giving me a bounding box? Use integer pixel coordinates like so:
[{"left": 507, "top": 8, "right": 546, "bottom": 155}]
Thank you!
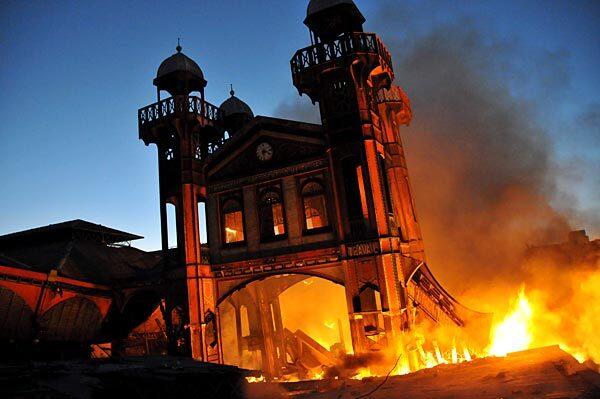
[
  {"left": 138, "top": 95, "right": 222, "bottom": 126},
  {"left": 291, "top": 32, "right": 393, "bottom": 79}
]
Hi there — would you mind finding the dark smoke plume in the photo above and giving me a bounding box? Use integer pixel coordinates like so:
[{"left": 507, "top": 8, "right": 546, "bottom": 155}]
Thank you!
[{"left": 274, "top": 3, "right": 600, "bottom": 312}]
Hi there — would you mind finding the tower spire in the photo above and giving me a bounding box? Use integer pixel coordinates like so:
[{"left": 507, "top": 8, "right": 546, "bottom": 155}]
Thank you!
[
  {"left": 230, "top": 84, "right": 235, "bottom": 97},
  {"left": 176, "top": 37, "right": 182, "bottom": 53}
]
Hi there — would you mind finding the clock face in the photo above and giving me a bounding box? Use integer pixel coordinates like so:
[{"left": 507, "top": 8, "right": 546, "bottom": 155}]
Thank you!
[{"left": 256, "top": 142, "right": 273, "bottom": 161}]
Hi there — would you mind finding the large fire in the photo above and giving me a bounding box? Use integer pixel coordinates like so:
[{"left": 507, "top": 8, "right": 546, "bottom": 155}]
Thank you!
[
  {"left": 485, "top": 273, "right": 600, "bottom": 365},
  {"left": 237, "top": 236, "right": 599, "bottom": 385},
  {"left": 246, "top": 272, "right": 599, "bottom": 384},
  {"left": 487, "top": 286, "right": 532, "bottom": 357}
]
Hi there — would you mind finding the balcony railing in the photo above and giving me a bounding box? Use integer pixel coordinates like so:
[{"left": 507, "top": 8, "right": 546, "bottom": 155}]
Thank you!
[
  {"left": 138, "top": 95, "right": 222, "bottom": 127},
  {"left": 291, "top": 32, "right": 394, "bottom": 79}
]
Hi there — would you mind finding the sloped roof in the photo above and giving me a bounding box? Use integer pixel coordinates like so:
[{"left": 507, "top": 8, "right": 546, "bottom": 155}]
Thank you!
[
  {"left": 0, "top": 239, "right": 162, "bottom": 285},
  {"left": 0, "top": 252, "right": 31, "bottom": 269},
  {"left": 0, "top": 220, "right": 161, "bottom": 286},
  {"left": 0, "top": 219, "right": 142, "bottom": 246}
]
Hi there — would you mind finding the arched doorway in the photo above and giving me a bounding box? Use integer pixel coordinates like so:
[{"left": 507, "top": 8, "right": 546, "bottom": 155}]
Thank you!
[
  {"left": 217, "top": 274, "right": 351, "bottom": 380},
  {"left": 38, "top": 296, "right": 103, "bottom": 342},
  {"left": 106, "top": 290, "right": 166, "bottom": 357},
  {"left": 0, "top": 286, "right": 34, "bottom": 341}
]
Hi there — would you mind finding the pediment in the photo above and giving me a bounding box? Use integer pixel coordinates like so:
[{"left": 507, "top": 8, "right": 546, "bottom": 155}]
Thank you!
[{"left": 206, "top": 117, "right": 326, "bottom": 183}]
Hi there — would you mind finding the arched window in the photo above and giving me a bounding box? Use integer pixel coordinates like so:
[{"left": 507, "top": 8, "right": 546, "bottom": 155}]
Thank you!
[
  {"left": 222, "top": 198, "right": 245, "bottom": 244},
  {"left": 259, "top": 188, "right": 286, "bottom": 240},
  {"left": 301, "top": 180, "right": 329, "bottom": 231}
]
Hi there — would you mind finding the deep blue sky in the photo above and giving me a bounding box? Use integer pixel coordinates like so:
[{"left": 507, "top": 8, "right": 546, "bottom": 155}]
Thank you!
[{"left": 1, "top": 0, "right": 598, "bottom": 250}]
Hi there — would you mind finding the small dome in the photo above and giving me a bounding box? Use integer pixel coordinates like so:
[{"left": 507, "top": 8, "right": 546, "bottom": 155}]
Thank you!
[
  {"left": 219, "top": 88, "right": 253, "bottom": 118},
  {"left": 153, "top": 44, "right": 207, "bottom": 95},
  {"left": 304, "top": 0, "right": 365, "bottom": 41},
  {"left": 156, "top": 51, "right": 204, "bottom": 81},
  {"left": 307, "top": 0, "right": 356, "bottom": 16}
]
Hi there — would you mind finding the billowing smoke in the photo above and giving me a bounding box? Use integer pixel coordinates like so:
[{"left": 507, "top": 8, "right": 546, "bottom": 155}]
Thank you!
[
  {"left": 274, "top": 3, "right": 599, "bottom": 313},
  {"left": 376, "top": 15, "right": 572, "bottom": 304}
]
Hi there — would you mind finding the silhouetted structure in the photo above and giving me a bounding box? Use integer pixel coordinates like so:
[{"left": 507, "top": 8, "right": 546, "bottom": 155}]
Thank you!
[
  {"left": 0, "top": 220, "right": 163, "bottom": 358},
  {"left": 136, "top": 0, "right": 488, "bottom": 377},
  {"left": 0, "top": 0, "right": 489, "bottom": 377}
]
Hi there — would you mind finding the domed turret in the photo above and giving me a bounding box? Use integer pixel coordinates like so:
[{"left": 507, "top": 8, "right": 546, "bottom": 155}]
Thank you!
[
  {"left": 153, "top": 43, "right": 207, "bottom": 96},
  {"left": 304, "top": 0, "right": 365, "bottom": 42},
  {"left": 219, "top": 86, "right": 254, "bottom": 134}
]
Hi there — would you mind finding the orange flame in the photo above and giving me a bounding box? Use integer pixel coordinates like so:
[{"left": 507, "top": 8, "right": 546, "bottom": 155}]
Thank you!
[
  {"left": 245, "top": 375, "right": 265, "bottom": 383},
  {"left": 488, "top": 286, "right": 532, "bottom": 356}
]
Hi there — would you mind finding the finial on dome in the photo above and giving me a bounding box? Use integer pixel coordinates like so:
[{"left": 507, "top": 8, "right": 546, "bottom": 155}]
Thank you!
[
  {"left": 176, "top": 37, "right": 182, "bottom": 53},
  {"left": 230, "top": 84, "right": 235, "bottom": 97}
]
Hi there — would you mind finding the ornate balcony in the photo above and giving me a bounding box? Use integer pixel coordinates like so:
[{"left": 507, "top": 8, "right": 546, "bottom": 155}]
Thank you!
[
  {"left": 138, "top": 95, "right": 223, "bottom": 128},
  {"left": 291, "top": 32, "right": 394, "bottom": 87}
]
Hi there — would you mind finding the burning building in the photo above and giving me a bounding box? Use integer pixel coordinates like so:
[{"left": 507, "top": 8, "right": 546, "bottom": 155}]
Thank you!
[
  {"left": 0, "top": 0, "right": 493, "bottom": 381},
  {"left": 135, "top": 0, "right": 490, "bottom": 378}
]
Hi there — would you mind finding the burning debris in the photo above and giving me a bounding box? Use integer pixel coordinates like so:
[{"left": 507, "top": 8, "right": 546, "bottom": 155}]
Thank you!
[
  {"left": 240, "top": 230, "right": 599, "bottom": 384},
  {"left": 245, "top": 346, "right": 600, "bottom": 399}
]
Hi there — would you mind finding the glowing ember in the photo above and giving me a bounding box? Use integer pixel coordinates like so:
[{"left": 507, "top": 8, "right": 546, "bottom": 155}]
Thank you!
[
  {"left": 308, "top": 370, "right": 325, "bottom": 380},
  {"left": 433, "top": 342, "right": 447, "bottom": 364},
  {"left": 245, "top": 375, "right": 265, "bottom": 383},
  {"left": 351, "top": 368, "right": 373, "bottom": 380},
  {"left": 488, "top": 286, "right": 532, "bottom": 357},
  {"left": 392, "top": 357, "right": 411, "bottom": 376},
  {"left": 451, "top": 345, "right": 458, "bottom": 364},
  {"left": 559, "top": 344, "right": 586, "bottom": 364},
  {"left": 463, "top": 347, "right": 472, "bottom": 362}
]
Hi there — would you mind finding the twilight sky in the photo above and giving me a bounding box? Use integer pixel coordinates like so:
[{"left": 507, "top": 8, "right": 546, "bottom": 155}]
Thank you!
[{"left": 0, "top": 0, "right": 598, "bottom": 250}]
